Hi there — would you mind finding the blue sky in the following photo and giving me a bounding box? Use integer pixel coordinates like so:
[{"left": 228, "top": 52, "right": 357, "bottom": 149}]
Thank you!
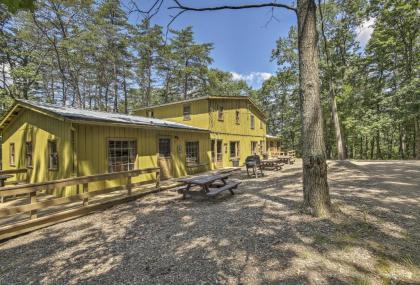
[
  {"left": 126, "top": 1, "right": 374, "bottom": 89},
  {"left": 126, "top": 0, "right": 297, "bottom": 89}
]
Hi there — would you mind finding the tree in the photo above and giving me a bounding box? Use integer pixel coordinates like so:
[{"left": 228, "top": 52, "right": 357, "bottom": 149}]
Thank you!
[{"left": 164, "top": 0, "right": 333, "bottom": 216}]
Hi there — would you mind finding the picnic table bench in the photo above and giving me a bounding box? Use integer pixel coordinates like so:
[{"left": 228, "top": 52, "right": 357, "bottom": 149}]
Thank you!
[
  {"left": 261, "top": 159, "right": 284, "bottom": 171},
  {"left": 177, "top": 173, "right": 240, "bottom": 198}
]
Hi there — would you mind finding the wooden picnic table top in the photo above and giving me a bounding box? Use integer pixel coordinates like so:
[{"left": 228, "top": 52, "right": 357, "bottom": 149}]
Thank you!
[
  {"left": 262, "top": 158, "right": 284, "bottom": 163},
  {"left": 0, "top": 174, "right": 13, "bottom": 180},
  {"left": 177, "top": 173, "right": 231, "bottom": 186}
]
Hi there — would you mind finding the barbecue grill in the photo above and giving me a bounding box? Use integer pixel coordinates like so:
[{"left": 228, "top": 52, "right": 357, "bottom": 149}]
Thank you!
[{"left": 245, "top": 155, "right": 263, "bottom": 178}]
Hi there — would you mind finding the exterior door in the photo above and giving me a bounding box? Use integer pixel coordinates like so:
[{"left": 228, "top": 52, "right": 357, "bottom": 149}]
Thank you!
[
  {"left": 216, "top": 140, "right": 223, "bottom": 168},
  {"left": 158, "top": 138, "right": 173, "bottom": 180}
]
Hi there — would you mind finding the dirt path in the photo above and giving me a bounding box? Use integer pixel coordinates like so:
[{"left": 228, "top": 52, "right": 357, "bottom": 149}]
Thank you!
[{"left": 0, "top": 160, "right": 419, "bottom": 284}]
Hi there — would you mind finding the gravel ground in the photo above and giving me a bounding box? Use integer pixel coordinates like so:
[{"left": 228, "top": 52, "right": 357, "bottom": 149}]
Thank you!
[{"left": 0, "top": 160, "right": 419, "bottom": 285}]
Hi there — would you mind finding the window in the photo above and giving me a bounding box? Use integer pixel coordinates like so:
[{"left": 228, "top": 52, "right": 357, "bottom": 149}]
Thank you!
[
  {"left": 250, "top": 114, "right": 255, "bottom": 129},
  {"left": 183, "top": 105, "right": 191, "bottom": 120},
  {"left": 186, "top": 141, "right": 199, "bottom": 165},
  {"left": 218, "top": 106, "right": 224, "bottom": 121},
  {"left": 146, "top": 109, "right": 154, "bottom": 118},
  {"left": 260, "top": 121, "right": 263, "bottom": 129},
  {"left": 9, "top": 143, "right": 15, "bottom": 166},
  {"left": 26, "top": 142, "right": 33, "bottom": 168},
  {"left": 230, "top": 141, "right": 240, "bottom": 158},
  {"left": 158, "top": 138, "right": 171, "bottom": 157},
  {"left": 251, "top": 141, "right": 258, "bottom": 154},
  {"left": 260, "top": 140, "right": 265, "bottom": 154},
  {"left": 108, "top": 139, "right": 136, "bottom": 172},
  {"left": 48, "top": 140, "right": 59, "bottom": 170},
  {"left": 235, "top": 110, "right": 240, "bottom": 124}
]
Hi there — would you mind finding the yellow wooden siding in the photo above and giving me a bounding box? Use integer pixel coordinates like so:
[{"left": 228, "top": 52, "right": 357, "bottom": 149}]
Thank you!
[
  {"left": 208, "top": 99, "right": 266, "bottom": 137},
  {"left": 74, "top": 124, "right": 211, "bottom": 192},
  {"left": 136, "top": 97, "right": 268, "bottom": 169},
  {"left": 209, "top": 133, "right": 266, "bottom": 167},
  {"left": 1, "top": 109, "right": 73, "bottom": 195},
  {"left": 136, "top": 100, "right": 210, "bottom": 130}
]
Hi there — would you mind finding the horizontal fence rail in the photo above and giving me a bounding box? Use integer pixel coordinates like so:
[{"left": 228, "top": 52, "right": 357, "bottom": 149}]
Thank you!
[
  {"left": 0, "top": 168, "right": 28, "bottom": 176},
  {"left": 0, "top": 167, "right": 160, "bottom": 240}
]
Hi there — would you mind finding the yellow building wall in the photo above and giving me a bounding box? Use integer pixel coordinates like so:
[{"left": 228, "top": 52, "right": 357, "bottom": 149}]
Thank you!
[
  {"left": 208, "top": 99, "right": 266, "bottom": 137},
  {"left": 136, "top": 98, "right": 268, "bottom": 168},
  {"left": 136, "top": 99, "right": 210, "bottom": 130},
  {"left": 1, "top": 108, "right": 211, "bottom": 197},
  {"left": 1, "top": 109, "right": 73, "bottom": 195},
  {"left": 74, "top": 124, "right": 211, "bottom": 192}
]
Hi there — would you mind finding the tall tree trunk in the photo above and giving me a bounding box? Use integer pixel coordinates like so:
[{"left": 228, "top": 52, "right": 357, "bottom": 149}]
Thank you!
[
  {"left": 330, "top": 88, "right": 346, "bottom": 159},
  {"left": 318, "top": 2, "right": 346, "bottom": 160},
  {"left": 123, "top": 65, "right": 129, "bottom": 114},
  {"left": 415, "top": 118, "right": 420, "bottom": 159},
  {"left": 113, "top": 62, "right": 118, "bottom": 112},
  {"left": 376, "top": 130, "right": 382, "bottom": 159},
  {"left": 298, "top": 0, "right": 332, "bottom": 217}
]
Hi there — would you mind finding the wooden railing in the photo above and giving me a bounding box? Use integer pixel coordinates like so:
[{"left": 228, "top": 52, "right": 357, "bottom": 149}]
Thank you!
[
  {"left": 0, "top": 168, "right": 161, "bottom": 240},
  {"left": 0, "top": 167, "right": 160, "bottom": 220},
  {"left": 0, "top": 168, "right": 28, "bottom": 176}
]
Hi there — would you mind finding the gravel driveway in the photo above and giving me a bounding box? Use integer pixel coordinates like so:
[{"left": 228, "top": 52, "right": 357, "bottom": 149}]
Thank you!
[{"left": 0, "top": 160, "right": 419, "bottom": 284}]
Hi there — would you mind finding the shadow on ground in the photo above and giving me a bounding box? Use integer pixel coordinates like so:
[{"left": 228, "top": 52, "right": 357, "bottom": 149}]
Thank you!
[{"left": 0, "top": 160, "right": 419, "bottom": 284}]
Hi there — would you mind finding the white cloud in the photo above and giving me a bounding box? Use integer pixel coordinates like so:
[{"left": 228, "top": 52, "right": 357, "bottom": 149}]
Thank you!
[
  {"left": 230, "top": 71, "right": 273, "bottom": 89},
  {"left": 356, "top": 18, "right": 376, "bottom": 47}
]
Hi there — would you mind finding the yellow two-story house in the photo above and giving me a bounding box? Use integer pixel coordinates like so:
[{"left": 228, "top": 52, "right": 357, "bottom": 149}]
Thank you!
[{"left": 135, "top": 96, "right": 272, "bottom": 169}]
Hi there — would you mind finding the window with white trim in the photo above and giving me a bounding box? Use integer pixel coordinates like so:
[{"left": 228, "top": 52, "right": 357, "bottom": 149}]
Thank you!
[
  {"left": 108, "top": 139, "right": 137, "bottom": 172},
  {"left": 9, "top": 143, "right": 15, "bottom": 166},
  {"left": 26, "top": 142, "right": 33, "bottom": 168},
  {"left": 48, "top": 140, "right": 59, "bottom": 170},
  {"left": 186, "top": 141, "right": 199, "bottom": 165}
]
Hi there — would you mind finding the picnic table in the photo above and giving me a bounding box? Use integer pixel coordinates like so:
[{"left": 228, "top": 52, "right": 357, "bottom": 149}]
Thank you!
[
  {"left": 0, "top": 174, "right": 13, "bottom": 203},
  {"left": 261, "top": 158, "right": 284, "bottom": 171},
  {"left": 177, "top": 173, "right": 240, "bottom": 199},
  {"left": 277, "top": 156, "right": 291, "bottom": 164}
]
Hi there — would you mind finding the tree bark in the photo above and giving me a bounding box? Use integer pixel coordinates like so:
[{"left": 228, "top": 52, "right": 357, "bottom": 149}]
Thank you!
[{"left": 298, "top": 0, "right": 332, "bottom": 217}]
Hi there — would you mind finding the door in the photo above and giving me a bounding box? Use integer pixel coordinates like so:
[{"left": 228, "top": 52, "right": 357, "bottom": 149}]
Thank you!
[
  {"left": 216, "top": 140, "right": 223, "bottom": 168},
  {"left": 158, "top": 138, "right": 173, "bottom": 180}
]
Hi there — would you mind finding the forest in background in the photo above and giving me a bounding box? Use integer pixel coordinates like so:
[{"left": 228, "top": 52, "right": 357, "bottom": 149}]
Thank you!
[{"left": 0, "top": 0, "right": 419, "bottom": 160}]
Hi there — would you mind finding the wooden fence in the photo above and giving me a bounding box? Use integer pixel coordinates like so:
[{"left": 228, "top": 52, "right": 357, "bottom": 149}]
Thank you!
[{"left": 0, "top": 167, "right": 160, "bottom": 240}]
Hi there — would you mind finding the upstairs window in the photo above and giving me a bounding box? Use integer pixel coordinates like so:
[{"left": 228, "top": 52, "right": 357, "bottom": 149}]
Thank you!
[
  {"left": 26, "top": 142, "right": 33, "bottom": 168},
  {"left": 230, "top": 141, "right": 240, "bottom": 158},
  {"left": 186, "top": 141, "right": 199, "bottom": 165},
  {"left": 218, "top": 106, "right": 224, "bottom": 121},
  {"left": 9, "top": 143, "right": 15, "bottom": 166},
  {"left": 48, "top": 140, "right": 59, "bottom": 170},
  {"left": 260, "top": 121, "right": 264, "bottom": 129},
  {"left": 108, "top": 139, "right": 136, "bottom": 172},
  {"left": 146, "top": 109, "right": 154, "bottom": 118},
  {"left": 183, "top": 105, "right": 191, "bottom": 120},
  {"left": 250, "top": 114, "right": 255, "bottom": 129},
  {"left": 235, "top": 110, "right": 240, "bottom": 124}
]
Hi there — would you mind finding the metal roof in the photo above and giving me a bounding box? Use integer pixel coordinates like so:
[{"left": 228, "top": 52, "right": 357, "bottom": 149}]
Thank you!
[
  {"left": 134, "top": 96, "right": 267, "bottom": 119},
  {"left": 1, "top": 99, "right": 207, "bottom": 132}
]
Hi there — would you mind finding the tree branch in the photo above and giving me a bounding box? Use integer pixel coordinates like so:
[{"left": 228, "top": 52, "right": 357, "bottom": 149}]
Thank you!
[{"left": 170, "top": 0, "right": 297, "bottom": 13}]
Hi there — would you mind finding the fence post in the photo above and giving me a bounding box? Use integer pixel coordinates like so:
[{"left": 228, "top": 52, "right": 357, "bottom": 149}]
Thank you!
[
  {"left": 83, "top": 183, "right": 89, "bottom": 206},
  {"left": 29, "top": 191, "right": 37, "bottom": 219},
  {"left": 127, "top": 175, "right": 132, "bottom": 196},
  {"left": 155, "top": 169, "right": 160, "bottom": 189}
]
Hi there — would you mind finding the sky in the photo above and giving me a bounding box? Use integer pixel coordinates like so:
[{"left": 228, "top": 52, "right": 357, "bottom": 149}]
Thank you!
[{"left": 126, "top": 1, "right": 374, "bottom": 89}]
